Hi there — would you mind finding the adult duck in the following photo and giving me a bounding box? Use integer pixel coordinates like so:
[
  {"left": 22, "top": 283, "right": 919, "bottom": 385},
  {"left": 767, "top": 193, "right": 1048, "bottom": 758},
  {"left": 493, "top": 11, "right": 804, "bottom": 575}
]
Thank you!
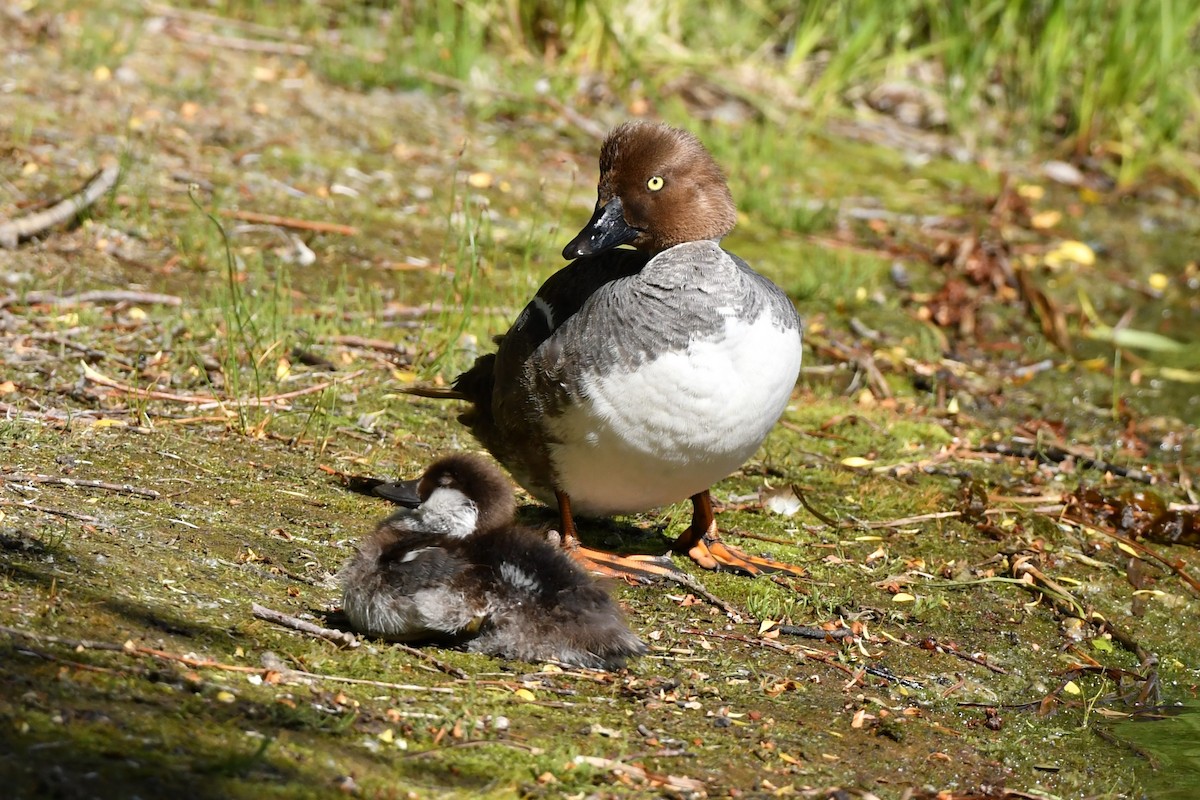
[{"left": 416, "top": 121, "right": 803, "bottom": 580}]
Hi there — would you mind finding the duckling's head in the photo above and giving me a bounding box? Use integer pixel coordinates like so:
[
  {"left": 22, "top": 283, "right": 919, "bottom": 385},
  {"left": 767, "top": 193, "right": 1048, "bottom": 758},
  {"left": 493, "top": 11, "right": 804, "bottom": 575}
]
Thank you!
[
  {"left": 562, "top": 121, "right": 736, "bottom": 259},
  {"left": 415, "top": 453, "right": 517, "bottom": 537}
]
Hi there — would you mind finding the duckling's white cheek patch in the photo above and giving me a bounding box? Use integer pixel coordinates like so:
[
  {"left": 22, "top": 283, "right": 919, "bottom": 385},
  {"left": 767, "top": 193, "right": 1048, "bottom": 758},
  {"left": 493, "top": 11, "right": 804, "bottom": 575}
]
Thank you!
[
  {"left": 417, "top": 490, "right": 479, "bottom": 537},
  {"left": 547, "top": 311, "right": 801, "bottom": 516}
]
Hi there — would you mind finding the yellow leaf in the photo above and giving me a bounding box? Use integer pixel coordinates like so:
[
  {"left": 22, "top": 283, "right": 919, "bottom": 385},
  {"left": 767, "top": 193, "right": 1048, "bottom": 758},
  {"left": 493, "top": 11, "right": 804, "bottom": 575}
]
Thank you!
[
  {"left": 1158, "top": 367, "right": 1200, "bottom": 384},
  {"left": 1044, "top": 240, "right": 1096, "bottom": 269},
  {"left": 127, "top": 307, "right": 147, "bottom": 321},
  {"left": 1148, "top": 273, "right": 1169, "bottom": 291},
  {"left": 216, "top": 691, "right": 236, "bottom": 703},
  {"left": 1116, "top": 541, "right": 1140, "bottom": 558},
  {"left": 93, "top": 65, "right": 112, "bottom": 82},
  {"left": 377, "top": 728, "right": 394, "bottom": 743},
  {"left": 840, "top": 456, "right": 875, "bottom": 469},
  {"left": 92, "top": 419, "right": 127, "bottom": 428},
  {"left": 1063, "top": 681, "right": 1081, "bottom": 696},
  {"left": 758, "top": 620, "right": 777, "bottom": 635},
  {"left": 275, "top": 358, "right": 291, "bottom": 381},
  {"left": 1030, "top": 210, "right": 1062, "bottom": 229},
  {"left": 892, "top": 593, "right": 916, "bottom": 603},
  {"left": 513, "top": 688, "right": 536, "bottom": 702},
  {"left": 1017, "top": 184, "right": 1045, "bottom": 200},
  {"left": 467, "top": 172, "right": 494, "bottom": 189}
]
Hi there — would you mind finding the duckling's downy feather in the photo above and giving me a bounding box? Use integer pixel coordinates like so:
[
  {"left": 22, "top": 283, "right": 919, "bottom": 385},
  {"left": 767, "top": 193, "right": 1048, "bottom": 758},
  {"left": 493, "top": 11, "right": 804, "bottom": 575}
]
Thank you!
[{"left": 340, "top": 454, "right": 645, "bottom": 669}]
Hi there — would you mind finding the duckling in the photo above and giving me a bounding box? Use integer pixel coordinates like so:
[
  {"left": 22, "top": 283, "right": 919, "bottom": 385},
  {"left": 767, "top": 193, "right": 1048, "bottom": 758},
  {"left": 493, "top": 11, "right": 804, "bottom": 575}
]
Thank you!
[
  {"left": 340, "top": 454, "right": 646, "bottom": 670},
  {"left": 410, "top": 121, "right": 804, "bottom": 581}
]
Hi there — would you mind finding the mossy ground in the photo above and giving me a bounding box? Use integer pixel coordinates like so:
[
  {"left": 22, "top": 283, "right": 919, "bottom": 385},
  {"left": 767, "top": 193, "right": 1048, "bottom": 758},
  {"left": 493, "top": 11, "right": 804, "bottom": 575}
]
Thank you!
[{"left": 2, "top": 3, "right": 1199, "bottom": 798}]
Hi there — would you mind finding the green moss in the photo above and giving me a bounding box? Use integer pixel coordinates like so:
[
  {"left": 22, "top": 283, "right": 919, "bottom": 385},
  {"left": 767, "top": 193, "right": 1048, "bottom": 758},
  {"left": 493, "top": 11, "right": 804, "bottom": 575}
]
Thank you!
[{"left": 3, "top": 2, "right": 1199, "bottom": 796}]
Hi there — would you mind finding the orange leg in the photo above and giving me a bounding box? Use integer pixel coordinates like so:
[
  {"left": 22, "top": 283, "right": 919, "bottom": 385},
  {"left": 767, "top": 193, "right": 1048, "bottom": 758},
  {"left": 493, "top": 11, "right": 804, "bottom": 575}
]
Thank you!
[
  {"left": 671, "top": 490, "right": 806, "bottom": 577},
  {"left": 554, "top": 490, "right": 685, "bottom": 584}
]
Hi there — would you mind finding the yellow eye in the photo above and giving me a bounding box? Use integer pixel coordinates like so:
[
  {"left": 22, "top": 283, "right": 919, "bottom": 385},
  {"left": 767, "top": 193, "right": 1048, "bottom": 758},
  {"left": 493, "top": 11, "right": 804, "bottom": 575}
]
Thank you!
[{"left": 646, "top": 176, "right": 664, "bottom": 191}]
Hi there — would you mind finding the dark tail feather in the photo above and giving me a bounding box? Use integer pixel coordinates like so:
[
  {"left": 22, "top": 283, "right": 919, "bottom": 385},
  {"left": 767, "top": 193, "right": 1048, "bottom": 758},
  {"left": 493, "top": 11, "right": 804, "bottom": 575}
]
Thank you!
[
  {"left": 400, "top": 352, "right": 495, "bottom": 405},
  {"left": 400, "top": 385, "right": 469, "bottom": 400}
]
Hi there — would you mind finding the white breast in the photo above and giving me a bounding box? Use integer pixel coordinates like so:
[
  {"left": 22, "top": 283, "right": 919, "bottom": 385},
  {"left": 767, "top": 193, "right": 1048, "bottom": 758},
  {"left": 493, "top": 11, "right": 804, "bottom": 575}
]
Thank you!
[{"left": 546, "top": 310, "right": 800, "bottom": 516}]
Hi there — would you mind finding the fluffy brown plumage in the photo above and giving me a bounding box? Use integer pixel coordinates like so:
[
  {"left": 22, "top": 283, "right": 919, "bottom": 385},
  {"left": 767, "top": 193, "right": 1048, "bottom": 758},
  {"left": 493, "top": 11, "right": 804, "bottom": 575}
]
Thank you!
[{"left": 340, "top": 454, "right": 646, "bottom": 670}]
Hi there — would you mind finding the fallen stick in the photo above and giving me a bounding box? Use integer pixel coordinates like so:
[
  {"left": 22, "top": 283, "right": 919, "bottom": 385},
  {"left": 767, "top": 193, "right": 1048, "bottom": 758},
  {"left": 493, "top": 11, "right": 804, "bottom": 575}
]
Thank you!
[
  {"left": 81, "top": 362, "right": 366, "bottom": 410},
  {"left": 114, "top": 196, "right": 359, "bottom": 236},
  {"left": 82, "top": 362, "right": 220, "bottom": 405},
  {"left": 0, "top": 289, "right": 183, "bottom": 309},
  {"left": 678, "top": 627, "right": 856, "bottom": 677},
  {"left": 0, "top": 498, "right": 108, "bottom": 526},
  {"left": 256, "top": 591, "right": 544, "bottom": 680},
  {"left": 0, "top": 164, "right": 120, "bottom": 249},
  {"left": 23, "top": 333, "right": 137, "bottom": 367},
  {"left": 163, "top": 20, "right": 314, "bottom": 56},
  {"left": 251, "top": 603, "right": 358, "bottom": 648},
  {"left": 664, "top": 572, "right": 748, "bottom": 624},
  {"left": 1061, "top": 513, "right": 1200, "bottom": 594},
  {"left": 0, "top": 472, "right": 160, "bottom": 499},
  {"left": 315, "top": 334, "right": 411, "bottom": 356},
  {"left": 979, "top": 440, "right": 1156, "bottom": 484},
  {"left": 385, "top": 643, "right": 471, "bottom": 680}
]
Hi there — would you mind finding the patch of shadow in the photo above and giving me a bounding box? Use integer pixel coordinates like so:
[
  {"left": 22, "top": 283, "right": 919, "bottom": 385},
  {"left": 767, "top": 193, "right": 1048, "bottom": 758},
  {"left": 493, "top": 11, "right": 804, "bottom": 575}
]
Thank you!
[
  {"left": 514, "top": 505, "right": 672, "bottom": 558},
  {"left": 3, "top": 559, "right": 230, "bottom": 646},
  {"left": 98, "top": 593, "right": 227, "bottom": 642},
  {"left": 0, "top": 640, "right": 362, "bottom": 799},
  {"left": 0, "top": 696, "right": 324, "bottom": 800},
  {"left": 0, "top": 527, "right": 56, "bottom": 557}
]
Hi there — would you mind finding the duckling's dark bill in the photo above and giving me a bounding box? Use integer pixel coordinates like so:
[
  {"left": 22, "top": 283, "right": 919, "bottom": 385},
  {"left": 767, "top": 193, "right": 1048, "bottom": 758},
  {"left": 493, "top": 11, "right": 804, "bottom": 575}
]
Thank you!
[
  {"left": 562, "top": 197, "right": 639, "bottom": 259},
  {"left": 373, "top": 478, "right": 422, "bottom": 507}
]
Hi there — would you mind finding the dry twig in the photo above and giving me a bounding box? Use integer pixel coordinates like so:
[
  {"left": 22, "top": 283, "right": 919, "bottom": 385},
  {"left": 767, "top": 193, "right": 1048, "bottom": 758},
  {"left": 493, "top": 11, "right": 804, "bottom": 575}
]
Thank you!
[
  {"left": 0, "top": 472, "right": 160, "bottom": 499},
  {"left": 251, "top": 603, "right": 358, "bottom": 648},
  {"left": 0, "top": 165, "right": 120, "bottom": 249},
  {"left": 0, "top": 289, "right": 182, "bottom": 309},
  {"left": 0, "top": 498, "right": 108, "bottom": 526},
  {"left": 81, "top": 363, "right": 366, "bottom": 411},
  {"left": 114, "top": 195, "right": 359, "bottom": 236},
  {"left": 1061, "top": 513, "right": 1200, "bottom": 594}
]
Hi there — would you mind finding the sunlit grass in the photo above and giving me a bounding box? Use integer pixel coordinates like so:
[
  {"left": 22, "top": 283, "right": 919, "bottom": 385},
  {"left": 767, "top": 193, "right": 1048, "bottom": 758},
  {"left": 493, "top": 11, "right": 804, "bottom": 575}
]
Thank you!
[{"left": 180, "top": 0, "right": 1200, "bottom": 189}]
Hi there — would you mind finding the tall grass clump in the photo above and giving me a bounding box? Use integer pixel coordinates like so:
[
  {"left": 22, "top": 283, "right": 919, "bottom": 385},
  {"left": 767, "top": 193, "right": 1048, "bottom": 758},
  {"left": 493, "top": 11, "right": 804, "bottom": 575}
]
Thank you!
[
  {"left": 320, "top": 0, "right": 1200, "bottom": 186},
  {"left": 195, "top": 0, "right": 1200, "bottom": 184}
]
